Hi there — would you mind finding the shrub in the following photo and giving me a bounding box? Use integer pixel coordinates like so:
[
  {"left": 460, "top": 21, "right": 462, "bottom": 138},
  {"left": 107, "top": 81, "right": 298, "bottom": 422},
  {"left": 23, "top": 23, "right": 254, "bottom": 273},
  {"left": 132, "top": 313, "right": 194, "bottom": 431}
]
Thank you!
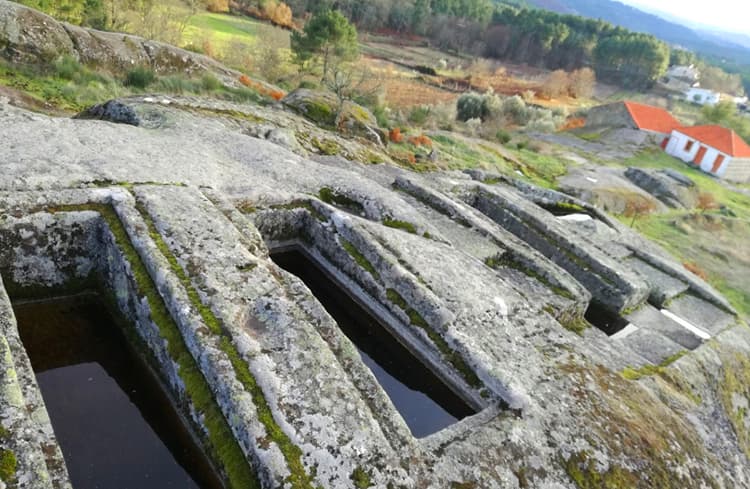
[
  {"left": 201, "top": 74, "right": 222, "bottom": 91},
  {"left": 125, "top": 66, "right": 155, "bottom": 89},
  {"left": 297, "top": 80, "right": 318, "bottom": 90},
  {"left": 408, "top": 106, "right": 431, "bottom": 125},
  {"left": 408, "top": 135, "right": 432, "bottom": 147},
  {"left": 496, "top": 130, "right": 511, "bottom": 144},
  {"left": 53, "top": 55, "right": 82, "bottom": 80},
  {"left": 206, "top": 0, "right": 229, "bottom": 12},
  {"left": 389, "top": 127, "right": 404, "bottom": 143},
  {"left": 501, "top": 95, "right": 529, "bottom": 125},
  {"left": 457, "top": 92, "right": 489, "bottom": 122},
  {"left": 683, "top": 262, "right": 708, "bottom": 280}
]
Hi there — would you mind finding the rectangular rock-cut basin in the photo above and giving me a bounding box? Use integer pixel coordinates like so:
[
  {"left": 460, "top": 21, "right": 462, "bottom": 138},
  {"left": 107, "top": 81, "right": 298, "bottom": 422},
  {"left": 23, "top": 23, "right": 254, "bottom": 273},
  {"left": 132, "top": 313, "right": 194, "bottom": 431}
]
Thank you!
[
  {"left": 13, "top": 293, "right": 224, "bottom": 489},
  {"left": 271, "top": 248, "right": 476, "bottom": 438}
]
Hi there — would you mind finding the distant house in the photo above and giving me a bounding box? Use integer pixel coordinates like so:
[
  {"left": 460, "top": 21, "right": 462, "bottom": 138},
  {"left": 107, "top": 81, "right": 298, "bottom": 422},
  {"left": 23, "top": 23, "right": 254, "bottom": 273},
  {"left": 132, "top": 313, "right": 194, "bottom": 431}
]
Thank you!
[
  {"left": 665, "top": 125, "right": 750, "bottom": 182},
  {"left": 685, "top": 87, "right": 720, "bottom": 106},
  {"left": 660, "top": 65, "right": 700, "bottom": 92},
  {"left": 585, "top": 101, "right": 682, "bottom": 137}
]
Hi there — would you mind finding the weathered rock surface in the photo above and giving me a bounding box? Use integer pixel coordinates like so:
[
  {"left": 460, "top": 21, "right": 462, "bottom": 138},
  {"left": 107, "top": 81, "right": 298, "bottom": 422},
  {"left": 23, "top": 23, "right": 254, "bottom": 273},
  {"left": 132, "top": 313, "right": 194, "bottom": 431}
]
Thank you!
[
  {"left": 625, "top": 166, "right": 698, "bottom": 209},
  {"left": 0, "top": 0, "right": 276, "bottom": 90},
  {"left": 283, "top": 88, "right": 382, "bottom": 144},
  {"left": 0, "top": 94, "right": 747, "bottom": 489}
]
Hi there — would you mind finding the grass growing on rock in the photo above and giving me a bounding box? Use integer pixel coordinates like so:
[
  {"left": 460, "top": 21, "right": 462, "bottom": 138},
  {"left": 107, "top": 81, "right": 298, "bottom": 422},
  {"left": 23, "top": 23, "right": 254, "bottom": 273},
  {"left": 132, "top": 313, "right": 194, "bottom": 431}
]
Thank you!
[
  {"left": 0, "top": 450, "right": 16, "bottom": 484},
  {"left": 318, "top": 188, "right": 364, "bottom": 213},
  {"left": 340, "top": 239, "right": 380, "bottom": 282},
  {"left": 621, "top": 351, "right": 688, "bottom": 381},
  {"left": 386, "top": 288, "right": 482, "bottom": 389},
  {"left": 133, "top": 199, "right": 317, "bottom": 489},
  {"left": 48, "top": 203, "right": 260, "bottom": 489},
  {"left": 382, "top": 219, "right": 418, "bottom": 234}
]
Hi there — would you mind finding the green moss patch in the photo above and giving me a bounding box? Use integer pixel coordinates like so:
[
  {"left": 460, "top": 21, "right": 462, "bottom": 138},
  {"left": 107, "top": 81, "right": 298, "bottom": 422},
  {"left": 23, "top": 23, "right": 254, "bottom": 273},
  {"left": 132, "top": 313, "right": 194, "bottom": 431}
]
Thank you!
[
  {"left": 351, "top": 467, "right": 372, "bottom": 488},
  {"left": 719, "top": 352, "right": 750, "bottom": 458},
  {"left": 484, "top": 253, "right": 575, "bottom": 301},
  {"left": 622, "top": 351, "right": 687, "bottom": 381},
  {"left": 0, "top": 449, "right": 16, "bottom": 484},
  {"left": 386, "top": 289, "right": 482, "bottom": 389},
  {"left": 311, "top": 137, "right": 341, "bottom": 155},
  {"left": 564, "top": 451, "right": 636, "bottom": 489},
  {"left": 134, "top": 200, "right": 316, "bottom": 489},
  {"left": 340, "top": 239, "right": 380, "bottom": 282},
  {"left": 318, "top": 188, "right": 364, "bottom": 214},
  {"left": 270, "top": 200, "right": 327, "bottom": 222},
  {"left": 382, "top": 219, "right": 418, "bottom": 234}
]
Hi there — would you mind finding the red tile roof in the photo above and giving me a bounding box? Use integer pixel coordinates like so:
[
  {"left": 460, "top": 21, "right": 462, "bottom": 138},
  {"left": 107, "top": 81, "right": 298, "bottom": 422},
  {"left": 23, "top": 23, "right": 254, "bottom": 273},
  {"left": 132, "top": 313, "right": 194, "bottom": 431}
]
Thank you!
[
  {"left": 624, "top": 101, "right": 682, "bottom": 134},
  {"left": 675, "top": 125, "right": 750, "bottom": 157}
]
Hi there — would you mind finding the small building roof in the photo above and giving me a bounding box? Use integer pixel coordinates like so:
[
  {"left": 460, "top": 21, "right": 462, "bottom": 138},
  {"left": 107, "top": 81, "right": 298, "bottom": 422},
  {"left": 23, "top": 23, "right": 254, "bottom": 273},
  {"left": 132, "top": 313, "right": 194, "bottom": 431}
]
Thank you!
[
  {"left": 623, "top": 101, "right": 682, "bottom": 134},
  {"left": 675, "top": 125, "right": 750, "bottom": 157}
]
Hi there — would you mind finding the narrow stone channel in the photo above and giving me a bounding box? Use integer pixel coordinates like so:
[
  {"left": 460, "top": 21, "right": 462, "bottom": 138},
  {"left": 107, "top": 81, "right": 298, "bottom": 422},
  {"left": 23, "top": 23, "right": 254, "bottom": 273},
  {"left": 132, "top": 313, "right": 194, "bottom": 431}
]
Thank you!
[
  {"left": 13, "top": 293, "right": 224, "bottom": 489},
  {"left": 271, "top": 249, "right": 476, "bottom": 438}
]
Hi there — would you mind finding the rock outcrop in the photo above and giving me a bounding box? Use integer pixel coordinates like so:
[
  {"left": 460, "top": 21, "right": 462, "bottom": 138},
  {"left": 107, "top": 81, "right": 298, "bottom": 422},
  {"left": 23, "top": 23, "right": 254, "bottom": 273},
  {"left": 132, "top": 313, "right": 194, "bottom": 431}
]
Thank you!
[
  {"left": 283, "top": 88, "right": 383, "bottom": 144},
  {"left": 0, "top": 94, "right": 747, "bottom": 489},
  {"left": 0, "top": 0, "right": 277, "bottom": 91}
]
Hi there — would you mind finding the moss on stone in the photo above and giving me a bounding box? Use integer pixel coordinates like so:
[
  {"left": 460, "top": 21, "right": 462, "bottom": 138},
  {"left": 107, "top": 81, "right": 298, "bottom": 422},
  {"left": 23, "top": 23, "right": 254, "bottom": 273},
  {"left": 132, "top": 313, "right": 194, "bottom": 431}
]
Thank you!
[
  {"left": 351, "top": 467, "right": 372, "bottom": 488},
  {"left": 450, "top": 482, "right": 477, "bottom": 489},
  {"left": 621, "top": 351, "right": 688, "bottom": 381},
  {"left": 558, "top": 362, "right": 724, "bottom": 489},
  {"left": 0, "top": 449, "right": 16, "bottom": 484},
  {"left": 382, "top": 219, "right": 418, "bottom": 235},
  {"left": 386, "top": 289, "right": 482, "bottom": 389},
  {"left": 540, "top": 201, "right": 588, "bottom": 215},
  {"left": 564, "top": 451, "right": 637, "bottom": 489},
  {"left": 303, "top": 101, "right": 335, "bottom": 126},
  {"left": 270, "top": 200, "right": 327, "bottom": 222},
  {"left": 46, "top": 203, "right": 260, "bottom": 489},
  {"left": 340, "top": 239, "right": 380, "bottom": 282},
  {"left": 719, "top": 352, "right": 750, "bottom": 458},
  {"left": 134, "top": 200, "right": 317, "bottom": 489},
  {"left": 484, "top": 253, "right": 575, "bottom": 301},
  {"left": 311, "top": 137, "right": 341, "bottom": 156},
  {"left": 318, "top": 188, "right": 364, "bottom": 213}
]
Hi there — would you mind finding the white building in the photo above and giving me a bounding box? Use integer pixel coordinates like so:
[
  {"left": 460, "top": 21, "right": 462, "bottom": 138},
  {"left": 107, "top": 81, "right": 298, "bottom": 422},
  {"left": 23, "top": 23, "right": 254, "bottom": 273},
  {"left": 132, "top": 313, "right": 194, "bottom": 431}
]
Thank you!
[
  {"left": 664, "top": 125, "right": 750, "bottom": 182},
  {"left": 685, "top": 87, "right": 721, "bottom": 106}
]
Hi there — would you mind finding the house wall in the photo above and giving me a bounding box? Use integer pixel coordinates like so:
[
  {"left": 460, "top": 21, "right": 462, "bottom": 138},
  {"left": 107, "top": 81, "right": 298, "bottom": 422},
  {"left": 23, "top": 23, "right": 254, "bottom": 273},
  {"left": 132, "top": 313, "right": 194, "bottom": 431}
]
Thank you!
[
  {"left": 584, "top": 103, "right": 635, "bottom": 130},
  {"left": 722, "top": 157, "right": 750, "bottom": 183},
  {"left": 685, "top": 88, "right": 720, "bottom": 106},
  {"left": 665, "top": 130, "right": 734, "bottom": 177},
  {"left": 665, "top": 131, "right": 701, "bottom": 161}
]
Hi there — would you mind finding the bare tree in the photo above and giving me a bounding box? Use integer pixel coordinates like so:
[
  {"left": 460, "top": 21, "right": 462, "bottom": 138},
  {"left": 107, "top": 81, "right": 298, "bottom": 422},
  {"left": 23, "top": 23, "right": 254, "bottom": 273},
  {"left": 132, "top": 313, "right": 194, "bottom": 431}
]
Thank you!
[
  {"left": 569, "top": 68, "right": 596, "bottom": 98},
  {"left": 542, "top": 69, "right": 570, "bottom": 98}
]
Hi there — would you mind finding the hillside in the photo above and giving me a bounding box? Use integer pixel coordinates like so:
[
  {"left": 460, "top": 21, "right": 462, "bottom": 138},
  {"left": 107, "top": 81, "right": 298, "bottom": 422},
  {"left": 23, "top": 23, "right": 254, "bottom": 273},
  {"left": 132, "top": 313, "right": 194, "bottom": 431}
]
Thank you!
[{"left": 518, "top": 0, "right": 750, "bottom": 66}]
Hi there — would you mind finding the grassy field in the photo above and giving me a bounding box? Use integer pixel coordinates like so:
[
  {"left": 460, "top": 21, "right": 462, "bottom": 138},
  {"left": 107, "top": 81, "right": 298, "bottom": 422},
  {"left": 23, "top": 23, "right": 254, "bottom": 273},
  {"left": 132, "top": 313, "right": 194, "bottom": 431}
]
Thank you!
[
  {"left": 181, "top": 12, "right": 290, "bottom": 56},
  {"left": 613, "top": 148, "right": 750, "bottom": 317}
]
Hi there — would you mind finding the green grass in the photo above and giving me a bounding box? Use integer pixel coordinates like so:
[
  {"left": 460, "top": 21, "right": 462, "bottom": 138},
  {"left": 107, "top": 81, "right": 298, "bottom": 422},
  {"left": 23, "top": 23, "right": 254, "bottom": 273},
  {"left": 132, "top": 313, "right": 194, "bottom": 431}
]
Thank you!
[
  {"left": 340, "top": 239, "right": 381, "bottom": 282},
  {"left": 624, "top": 149, "right": 750, "bottom": 220},
  {"left": 622, "top": 351, "right": 688, "bottom": 381},
  {"left": 182, "top": 12, "right": 290, "bottom": 54},
  {"left": 382, "top": 219, "right": 418, "bottom": 234}
]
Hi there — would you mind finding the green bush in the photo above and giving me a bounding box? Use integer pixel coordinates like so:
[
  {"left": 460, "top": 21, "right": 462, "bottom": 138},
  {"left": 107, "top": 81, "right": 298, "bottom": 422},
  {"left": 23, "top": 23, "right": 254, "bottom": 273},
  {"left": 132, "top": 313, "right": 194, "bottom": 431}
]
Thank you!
[
  {"left": 297, "top": 80, "right": 319, "bottom": 90},
  {"left": 201, "top": 74, "right": 223, "bottom": 92},
  {"left": 408, "top": 105, "right": 431, "bottom": 125},
  {"left": 124, "top": 66, "right": 156, "bottom": 89},
  {"left": 495, "top": 129, "right": 512, "bottom": 144},
  {"left": 456, "top": 92, "right": 489, "bottom": 122},
  {"left": 53, "top": 55, "right": 82, "bottom": 80}
]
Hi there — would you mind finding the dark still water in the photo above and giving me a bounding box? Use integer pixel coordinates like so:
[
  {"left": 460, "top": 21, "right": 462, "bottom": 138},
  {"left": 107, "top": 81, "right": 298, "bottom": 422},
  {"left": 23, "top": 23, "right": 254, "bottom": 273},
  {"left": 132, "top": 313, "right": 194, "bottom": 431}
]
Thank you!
[
  {"left": 13, "top": 294, "right": 223, "bottom": 489},
  {"left": 271, "top": 249, "right": 475, "bottom": 438}
]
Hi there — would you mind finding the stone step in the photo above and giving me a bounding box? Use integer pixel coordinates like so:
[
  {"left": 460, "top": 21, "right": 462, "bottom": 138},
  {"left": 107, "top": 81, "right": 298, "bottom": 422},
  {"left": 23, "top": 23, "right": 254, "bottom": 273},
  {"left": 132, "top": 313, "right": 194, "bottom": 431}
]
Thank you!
[
  {"left": 668, "top": 294, "right": 736, "bottom": 336},
  {"left": 624, "top": 257, "right": 690, "bottom": 306},
  {"left": 626, "top": 304, "right": 703, "bottom": 350},
  {"left": 613, "top": 327, "right": 686, "bottom": 365}
]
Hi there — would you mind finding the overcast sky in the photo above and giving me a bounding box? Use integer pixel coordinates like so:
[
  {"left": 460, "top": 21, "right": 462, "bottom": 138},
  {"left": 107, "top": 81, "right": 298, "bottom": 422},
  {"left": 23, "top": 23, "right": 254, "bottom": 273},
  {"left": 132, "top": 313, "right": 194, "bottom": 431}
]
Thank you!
[{"left": 620, "top": 0, "right": 749, "bottom": 33}]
